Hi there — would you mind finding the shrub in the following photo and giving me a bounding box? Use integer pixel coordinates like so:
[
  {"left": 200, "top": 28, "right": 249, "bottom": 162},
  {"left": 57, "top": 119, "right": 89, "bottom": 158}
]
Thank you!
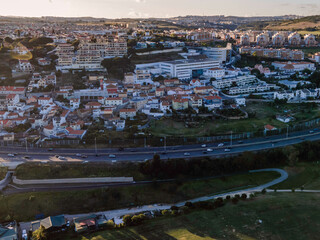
[
  {"left": 261, "top": 188, "right": 266, "bottom": 194},
  {"left": 226, "top": 195, "right": 231, "bottom": 200},
  {"left": 234, "top": 194, "right": 240, "bottom": 199},
  {"left": 170, "top": 206, "right": 179, "bottom": 211},
  {"left": 232, "top": 198, "right": 239, "bottom": 204},
  {"left": 122, "top": 215, "right": 132, "bottom": 226},
  {"left": 292, "top": 188, "right": 295, "bottom": 193},
  {"left": 241, "top": 194, "right": 247, "bottom": 200},
  {"left": 185, "top": 202, "right": 194, "bottom": 208},
  {"left": 161, "top": 210, "right": 170, "bottom": 216}
]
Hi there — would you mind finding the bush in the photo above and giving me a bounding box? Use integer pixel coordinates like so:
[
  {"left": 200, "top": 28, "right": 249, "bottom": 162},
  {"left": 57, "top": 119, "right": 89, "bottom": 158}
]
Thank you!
[
  {"left": 225, "top": 195, "right": 231, "bottom": 200},
  {"left": 234, "top": 194, "right": 240, "bottom": 199},
  {"left": 161, "top": 210, "right": 170, "bottom": 216},
  {"left": 185, "top": 202, "right": 194, "bottom": 208},
  {"left": 232, "top": 198, "right": 239, "bottom": 204},
  {"left": 170, "top": 206, "right": 179, "bottom": 211},
  {"left": 249, "top": 193, "right": 255, "bottom": 199},
  {"left": 292, "top": 188, "right": 295, "bottom": 193},
  {"left": 261, "top": 188, "right": 266, "bottom": 194},
  {"left": 241, "top": 194, "right": 247, "bottom": 200},
  {"left": 122, "top": 215, "right": 132, "bottom": 226}
]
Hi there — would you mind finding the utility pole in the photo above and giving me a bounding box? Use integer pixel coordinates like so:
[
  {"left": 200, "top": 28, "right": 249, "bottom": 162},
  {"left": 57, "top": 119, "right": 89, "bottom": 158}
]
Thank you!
[
  {"left": 95, "top": 137, "right": 97, "bottom": 156},
  {"left": 25, "top": 137, "right": 28, "bottom": 153}
]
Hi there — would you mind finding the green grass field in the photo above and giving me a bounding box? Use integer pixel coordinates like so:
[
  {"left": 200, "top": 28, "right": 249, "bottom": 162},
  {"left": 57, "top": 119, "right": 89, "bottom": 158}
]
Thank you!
[
  {"left": 272, "top": 162, "right": 320, "bottom": 190},
  {"left": 149, "top": 103, "right": 320, "bottom": 137},
  {"left": 0, "top": 167, "right": 7, "bottom": 179},
  {"left": 15, "top": 162, "right": 147, "bottom": 181},
  {"left": 1, "top": 171, "right": 278, "bottom": 221},
  {"left": 68, "top": 193, "right": 320, "bottom": 240}
]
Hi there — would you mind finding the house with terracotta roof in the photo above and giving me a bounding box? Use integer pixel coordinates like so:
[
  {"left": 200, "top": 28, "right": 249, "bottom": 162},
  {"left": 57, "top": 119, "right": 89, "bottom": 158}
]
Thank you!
[
  {"left": 172, "top": 98, "right": 189, "bottom": 110},
  {"left": 65, "top": 127, "right": 87, "bottom": 139},
  {"left": 85, "top": 102, "right": 101, "bottom": 109},
  {"left": 203, "top": 95, "right": 222, "bottom": 109},
  {"left": 264, "top": 124, "right": 277, "bottom": 133},
  {"left": 119, "top": 108, "right": 137, "bottom": 119}
]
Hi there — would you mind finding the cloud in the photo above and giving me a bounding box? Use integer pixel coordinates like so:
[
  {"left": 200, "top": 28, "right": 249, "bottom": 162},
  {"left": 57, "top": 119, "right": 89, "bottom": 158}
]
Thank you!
[
  {"left": 128, "top": 9, "right": 149, "bottom": 18},
  {"left": 134, "top": 0, "right": 147, "bottom": 3}
]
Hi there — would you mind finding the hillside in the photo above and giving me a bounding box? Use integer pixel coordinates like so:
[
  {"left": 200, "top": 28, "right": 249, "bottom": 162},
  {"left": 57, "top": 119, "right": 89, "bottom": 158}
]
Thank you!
[{"left": 240, "top": 15, "right": 320, "bottom": 31}]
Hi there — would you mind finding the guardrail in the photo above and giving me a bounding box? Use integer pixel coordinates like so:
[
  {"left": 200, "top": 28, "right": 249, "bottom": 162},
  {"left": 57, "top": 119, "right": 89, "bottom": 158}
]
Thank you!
[{"left": 12, "top": 176, "right": 134, "bottom": 185}]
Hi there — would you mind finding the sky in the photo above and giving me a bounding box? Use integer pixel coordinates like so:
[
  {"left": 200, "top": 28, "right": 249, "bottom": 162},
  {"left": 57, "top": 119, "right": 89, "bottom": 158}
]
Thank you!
[{"left": 1, "top": 0, "right": 320, "bottom": 18}]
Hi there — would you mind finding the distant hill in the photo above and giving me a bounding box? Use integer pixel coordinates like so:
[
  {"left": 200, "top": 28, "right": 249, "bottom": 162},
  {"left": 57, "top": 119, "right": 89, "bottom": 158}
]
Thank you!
[{"left": 240, "top": 15, "right": 320, "bottom": 31}]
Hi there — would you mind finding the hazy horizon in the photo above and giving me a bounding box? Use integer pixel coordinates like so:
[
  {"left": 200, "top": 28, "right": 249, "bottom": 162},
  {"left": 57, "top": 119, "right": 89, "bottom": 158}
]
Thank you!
[{"left": 1, "top": 0, "right": 320, "bottom": 19}]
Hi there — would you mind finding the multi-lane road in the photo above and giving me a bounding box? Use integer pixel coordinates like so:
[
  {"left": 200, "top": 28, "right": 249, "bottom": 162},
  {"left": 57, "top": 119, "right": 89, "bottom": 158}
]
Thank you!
[{"left": 1, "top": 128, "right": 320, "bottom": 164}]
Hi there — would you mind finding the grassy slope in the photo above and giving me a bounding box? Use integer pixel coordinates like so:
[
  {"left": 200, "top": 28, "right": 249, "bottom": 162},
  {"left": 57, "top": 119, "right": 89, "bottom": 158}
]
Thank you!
[
  {"left": 70, "top": 193, "right": 320, "bottom": 240},
  {"left": 150, "top": 102, "right": 320, "bottom": 137},
  {"left": 0, "top": 172, "right": 279, "bottom": 221},
  {"left": 0, "top": 167, "right": 7, "bottom": 179},
  {"left": 15, "top": 162, "right": 147, "bottom": 181},
  {"left": 272, "top": 162, "right": 320, "bottom": 190}
]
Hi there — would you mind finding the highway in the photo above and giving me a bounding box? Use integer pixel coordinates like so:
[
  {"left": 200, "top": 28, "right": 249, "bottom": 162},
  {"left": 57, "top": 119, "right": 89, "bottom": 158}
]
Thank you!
[{"left": 0, "top": 128, "right": 320, "bottom": 164}]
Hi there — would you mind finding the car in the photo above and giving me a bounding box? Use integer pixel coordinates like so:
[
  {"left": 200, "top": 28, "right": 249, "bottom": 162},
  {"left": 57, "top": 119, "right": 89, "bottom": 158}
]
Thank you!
[
  {"left": 23, "top": 156, "right": 30, "bottom": 159},
  {"left": 201, "top": 144, "right": 207, "bottom": 148},
  {"left": 144, "top": 158, "right": 149, "bottom": 162},
  {"left": 76, "top": 153, "right": 82, "bottom": 157},
  {"left": 55, "top": 155, "right": 60, "bottom": 158},
  {"left": 82, "top": 161, "right": 89, "bottom": 164},
  {"left": 238, "top": 141, "right": 244, "bottom": 144},
  {"left": 112, "top": 160, "right": 117, "bottom": 163},
  {"left": 58, "top": 156, "right": 66, "bottom": 160},
  {"left": 161, "top": 152, "right": 167, "bottom": 155},
  {"left": 7, "top": 154, "right": 15, "bottom": 157},
  {"left": 207, "top": 148, "right": 213, "bottom": 152},
  {"left": 22, "top": 229, "right": 28, "bottom": 240},
  {"left": 81, "top": 154, "right": 88, "bottom": 158},
  {"left": 203, "top": 151, "right": 208, "bottom": 154},
  {"left": 48, "top": 148, "right": 54, "bottom": 151},
  {"left": 41, "top": 160, "right": 48, "bottom": 164},
  {"left": 218, "top": 143, "right": 224, "bottom": 147},
  {"left": 309, "top": 130, "right": 314, "bottom": 134},
  {"left": 224, "top": 148, "right": 231, "bottom": 152},
  {"left": 109, "top": 154, "right": 116, "bottom": 158},
  {"left": 184, "top": 152, "right": 191, "bottom": 156}
]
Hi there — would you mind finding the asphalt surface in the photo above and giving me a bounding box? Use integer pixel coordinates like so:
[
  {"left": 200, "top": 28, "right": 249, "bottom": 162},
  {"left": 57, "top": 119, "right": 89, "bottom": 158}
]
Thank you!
[{"left": 1, "top": 128, "right": 320, "bottom": 163}]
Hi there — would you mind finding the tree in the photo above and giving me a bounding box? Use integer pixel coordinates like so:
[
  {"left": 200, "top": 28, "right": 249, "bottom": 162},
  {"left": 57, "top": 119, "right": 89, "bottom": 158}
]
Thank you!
[
  {"left": 32, "top": 226, "right": 46, "bottom": 240},
  {"left": 122, "top": 215, "right": 132, "bottom": 226}
]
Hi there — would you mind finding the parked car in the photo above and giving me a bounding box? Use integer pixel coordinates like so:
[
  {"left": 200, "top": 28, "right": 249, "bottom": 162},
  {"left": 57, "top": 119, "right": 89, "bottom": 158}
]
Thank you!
[
  {"left": 76, "top": 153, "right": 82, "bottom": 157},
  {"left": 48, "top": 148, "right": 54, "bottom": 151},
  {"left": 81, "top": 154, "right": 88, "bottom": 158},
  {"left": 218, "top": 143, "right": 224, "bottom": 147},
  {"left": 58, "top": 156, "right": 66, "bottom": 160},
  {"left": 23, "top": 156, "right": 30, "bottom": 159},
  {"left": 22, "top": 229, "right": 28, "bottom": 240},
  {"left": 7, "top": 154, "right": 15, "bottom": 157},
  {"left": 184, "top": 152, "right": 191, "bottom": 156},
  {"left": 201, "top": 144, "right": 207, "bottom": 148},
  {"left": 109, "top": 154, "right": 116, "bottom": 158},
  {"left": 224, "top": 148, "right": 231, "bottom": 152},
  {"left": 207, "top": 148, "right": 213, "bottom": 152}
]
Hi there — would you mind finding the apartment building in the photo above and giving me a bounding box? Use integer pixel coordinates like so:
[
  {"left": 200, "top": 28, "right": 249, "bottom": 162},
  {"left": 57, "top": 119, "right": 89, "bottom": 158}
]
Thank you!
[
  {"left": 239, "top": 47, "right": 304, "bottom": 61},
  {"left": 211, "top": 75, "right": 256, "bottom": 89}
]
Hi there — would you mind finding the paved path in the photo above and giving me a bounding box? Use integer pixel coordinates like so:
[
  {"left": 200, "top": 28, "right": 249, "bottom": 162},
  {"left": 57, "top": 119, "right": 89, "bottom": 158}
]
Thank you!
[
  {"left": 19, "top": 168, "right": 288, "bottom": 230},
  {"left": 0, "top": 171, "right": 14, "bottom": 191}
]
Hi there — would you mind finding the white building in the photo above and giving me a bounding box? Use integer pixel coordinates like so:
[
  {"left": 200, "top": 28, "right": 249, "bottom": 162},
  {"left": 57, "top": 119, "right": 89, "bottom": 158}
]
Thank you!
[
  {"left": 202, "top": 47, "right": 228, "bottom": 63},
  {"left": 203, "top": 68, "right": 225, "bottom": 79}
]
